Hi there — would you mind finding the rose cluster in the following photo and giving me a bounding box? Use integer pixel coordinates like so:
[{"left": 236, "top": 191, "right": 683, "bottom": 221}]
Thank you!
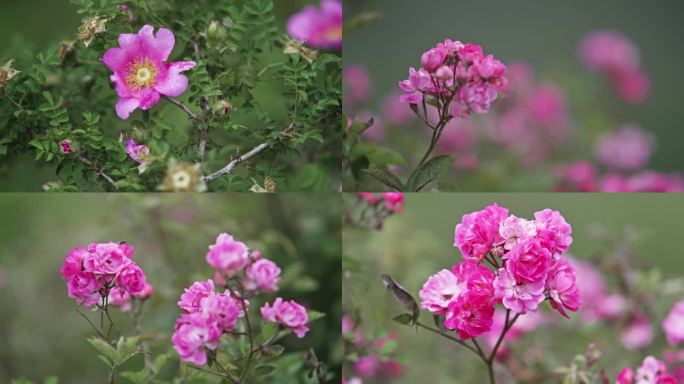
[
  {"left": 419, "top": 204, "right": 580, "bottom": 340},
  {"left": 399, "top": 39, "right": 507, "bottom": 118},
  {"left": 61, "top": 242, "right": 150, "bottom": 308},
  {"left": 616, "top": 356, "right": 676, "bottom": 384},
  {"left": 172, "top": 233, "right": 309, "bottom": 366}
]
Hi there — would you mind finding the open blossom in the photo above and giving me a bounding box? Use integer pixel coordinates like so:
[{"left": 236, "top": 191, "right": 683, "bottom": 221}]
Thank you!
[
  {"left": 493, "top": 267, "right": 545, "bottom": 314},
  {"left": 116, "top": 262, "right": 147, "bottom": 295},
  {"left": 499, "top": 215, "right": 538, "bottom": 251},
  {"left": 594, "top": 125, "right": 654, "bottom": 171},
  {"left": 545, "top": 257, "right": 580, "bottom": 318},
  {"left": 244, "top": 259, "right": 281, "bottom": 292},
  {"left": 102, "top": 25, "right": 196, "bottom": 119},
  {"left": 200, "top": 291, "right": 244, "bottom": 331},
  {"left": 287, "top": 0, "right": 342, "bottom": 50},
  {"left": 206, "top": 233, "right": 249, "bottom": 273},
  {"left": 444, "top": 291, "right": 495, "bottom": 339},
  {"left": 83, "top": 242, "right": 132, "bottom": 276},
  {"left": 172, "top": 312, "right": 221, "bottom": 365},
  {"left": 420, "top": 269, "right": 465, "bottom": 315},
  {"left": 383, "top": 192, "right": 404, "bottom": 213},
  {"left": 261, "top": 298, "right": 310, "bottom": 338},
  {"left": 125, "top": 138, "right": 151, "bottom": 164},
  {"left": 178, "top": 279, "right": 215, "bottom": 313},
  {"left": 534, "top": 209, "right": 572, "bottom": 257},
  {"left": 398, "top": 67, "right": 432, "bottom": 104},
  {"left": 505, "top": 238, "right": 552, "bottom": 284},
  {"left": 663, "top": 300, "right": 684, "bottom": 345},
  {"left": 454, "top": 204, "right": 508, "bottom": 263}
]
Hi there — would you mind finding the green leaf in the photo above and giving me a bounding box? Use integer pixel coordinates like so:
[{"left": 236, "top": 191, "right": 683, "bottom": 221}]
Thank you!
[
  {"left": 392, "top": 314, "right": 413, "bottom": 325},
  {"left": 28, "top": 140, "right": 43, "bottom": 150},
  {"left": 252, "top": 365, "right": 276, "bottom": 377},
  {"left": 260, "top": 344, "right": 284, "bottom": 360},
  {"left": 406, "top": 155, "right": 453, "bottom": 192},
  {"left": 117, "top": 335, "right": 141, "bottom": 357},
  {"left": 307, "top": 310, "right": 325, "bottom": 322},
  {"left": 88, "top": 337, "right": 121, "bottom": 363},
  {"left": 351, "top": 143, "right": 405, "bottom": 166},
  {"left": 364, "top": 167, "right": 403, "bottom": 191},
  {"left": 119, "top": 370, "right": 146, "bottom": 384},
  {"left": 43, "top": 377, "right": 58, "bottom": 384}
]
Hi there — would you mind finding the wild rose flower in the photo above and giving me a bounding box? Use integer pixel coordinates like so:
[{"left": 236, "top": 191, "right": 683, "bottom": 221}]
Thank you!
[
  {"left": 444, "top": 291, "right": 495, "bottom": 339},
  {"left": 206, "top": 233, "right": 249, "bottom": 274},
  {"left": 621, "top": 316, "right": 653, "bottom": 350},
  {"left": 60, "top": 140, "right": 74, "bottom": 154},
  {"left": 382, "top": 192, "right": 404, "bottom": 213},
  {"left": 178, "top": 279, "right": 215, "bottom": 313},
  {"left": 493, "top": 267, "right": 545, "bottom": 314},
  {"left": 287, "top": 0, "right": 342, "bottom": 50},
  {"left": 505, "top": 238, "right": 552, "bottom": 284},
  {"left": 398, "top": 67, "right": 432, "bottom": 104},
  {"left": 102, "top": 25, "right": 196, "bottom": 119},
  {"left": 534, "top": 209, "right": 572, "bottom": 257},
  {"left": 343, "top": 65, "right": 371, "bottom": 108},
  {"left": 545, "top": 257, "right": 580, "bottom": 318},
  {"left": 260, "top": 298, "right": 310, "bottom": 338},
  {"left": 244, "top": 259, "right": 281, "bottom": 292},
  {"left": 663, "top": 300, "right": 684, "bottom": 346},
  {"left": 594, "top": 125, "right": 654, "bottom": 171},
  {"left": 454, "top": 204, "right": 508, "bottom": 263},
  {"left": 83, "top": 242, "right": 132, "bottom": 276},
  {"left": 172, "top": 312, "right": 221, "bottom": 365},
  {"left": 200, "top": 291, "right": 244, "bottom": 332},
  {"left": 125, "top": 138, "right": 151, "bottom": 164},
  {"left": 419, "top": 269, "right": 465, "bottom": 315},
  {"left": 499, "top": 215, "right": 538, "bottom": 251}
]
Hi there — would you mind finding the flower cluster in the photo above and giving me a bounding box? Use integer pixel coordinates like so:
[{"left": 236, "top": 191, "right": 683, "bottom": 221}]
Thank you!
[
  {"left": 399, "top": 39, "right": 507, "bottom": 118},
  {"left": 172, "top": 233, "right": 308, "bottom": 366},
  {"left": 556, "top": 161, "right": 684, "bottom": 192},
  {"left": 578, "top": 30, "right": 650, "bottom": 104},
  {"left": 287, "top": 0, "right": 342, "bottom": 50},
  {"left": 60, "top": 242, "right": 149, "bottom": 308},
  {"left": 616, "top": 356, "right": 676, "bottom": 384},
  {"left": 420, "top": 204, "right": 580, "bottom": 340}
]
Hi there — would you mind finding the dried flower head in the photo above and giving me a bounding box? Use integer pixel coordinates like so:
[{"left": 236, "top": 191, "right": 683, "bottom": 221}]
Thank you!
[
  {"left": 0, "top": 60, "right": 20, "bottom": 90},
  {"left": 249, "top": 177, "right": 277, "bottom": 193},
  {"left": 78, "top": 16, "right": 108, "bottom": 47},
  {"left": 160, "top": 160, "right": 206, "bottom": 192}
]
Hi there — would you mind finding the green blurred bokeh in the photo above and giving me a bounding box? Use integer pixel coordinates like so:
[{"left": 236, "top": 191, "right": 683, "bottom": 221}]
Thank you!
[
  {"left": 0, "top": 193, "right": 342, "bottom": 383},
  {"left": 343, "top": 193, "right": 684, "bottom": 383},
  {"left": 344, "top": 0, "right": 684, "bottom": 172}
]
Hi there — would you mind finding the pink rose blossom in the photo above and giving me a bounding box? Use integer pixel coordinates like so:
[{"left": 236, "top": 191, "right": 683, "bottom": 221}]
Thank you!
[
  {"left": 200, "top": 291, "right": 244, "bottom": 332},
  {"left": 617, "top": 366, "right": 635, "bottom": 384},
  {"left": 244, "top": 259, "right": 281, "bottom": 292},
  {"left": 83, "top": 242, "right": 131, "bottom": 276},
  {"left": 108, "top": 287, "right": 132, "bottom": 312},
  {"left": 419, "top": 269, "right": 465, "bottom": 315},
  {"left": 260, "top": 298, "right": 310, "bottom": 338},
  {"left": 545, "top": 257, "right": 580, "bottom": 318},
  {"left": 61, "top": 247, "right": 88, "bottom": 281},
  {"left": 125, "top": 138, "right": 151, "bottom": 164},
  {"left": 493, "top": 267, "right": 545, "bottom": 314},
  {"left": 102, "top": 25, "right": 196, "bottom": 119},
  {"left": 206, "top": 233, "right": 249, "bottom": 273},
  {"left": 444, "top": 291, "right": 495, "bottom": 339},
  {"left": 594, "top": 125, "right": 654, "bottom": 171},
  {"left": 499, "top": 215, "right": 538, "bottom": 251},
  {"left": 382, "top": 192, "right": 404, "bottom": 213},
  {"left": 287, "top": 0, "right": 342, "bottom": 50},
  {"left": 621, "top": 316, "right": 653, "bottom": 350},
  {"left": 451, "top": 82, "right": 499, "bottom": 117},
  {"left": 454, "top": 204, "right": 508, "bottom": 263},
  {"left": 398, "top": 67, "right": 432, "bottom": 104},
  {"left": 534, "top": 209, "right": 572, "bottom": 257},
  {"left": 60, "top": 140, "right": 73, "bottom": 154},
  {"left": 67, "top": 271, "right": 103, "bottom": 307},
  {"left": 172, "top": 312, "right": 221, "bottom": 366},
  {"left": 421, "top": 46, "right": 447, "bottom": 72},
  {"left": 663, "top": 300, "right": 684, "bottom": 346},
  {"left": 505, "top": 238, "right": 552, "bottom": 284},
  {"left": 178, "top": 279, "right": 215, "bottom": 313},
  {"left": 116, "top": 262, "right": 147, "bottom": 295}
]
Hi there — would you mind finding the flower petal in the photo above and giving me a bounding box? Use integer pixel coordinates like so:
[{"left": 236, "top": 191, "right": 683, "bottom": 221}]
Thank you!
[
  {"left": 116, "top": 98, "right": 140, "bottom": 120},
  {"left": 155, "top": 61, "right": 196, "bottom": 97},
  {"left": 102, "top": 47, "right": 129, "bottom": 72},
  {"left": 139, "top": 25, "right": 175, "bottom": 62}
]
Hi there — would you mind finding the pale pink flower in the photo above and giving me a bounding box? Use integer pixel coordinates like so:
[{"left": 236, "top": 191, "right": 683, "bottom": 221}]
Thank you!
[
  {"left": 444, "top": 291, "right": 495, "bottom": 339},
  {"left": 621, "top": 316, "right": 653, "bottom": 350},
  {"left": 382, "top": 192, "right": 404, "bottom": 213},
  {"left": 452, "top": 82, "right": 499, "bottom": 117},
  {"left": 534, "top": 209, "right": 573, "bottom": 257},
  {"left": 419, "top": 269, "right": 465, "bottom": 315},
  {"left": 498, "top": 215, "right": 538, "bottom": 251},
  {"left": 287, "top": 0, "right": 342, "bottom": 50},
  {"left": 102, "top": 25, "right": 196, "bottom": 119},
  {"left": 206, "top": 233, "right": 249, "bottom": 273},
  {"left": 636, "top": 356, "right": 672, "bottom": 383},
  {"left": 505, "top": 238, "right": 552, "bottom": 284},
  {"left": 663, "top": 300, "right": 684, "bottom": 346},
  {"left": 200, "top": 291, "right": 244, "bottom": 332},
  {"left": 260, "top": 298, "right": 310, "bottom": 338},
  {"left": 343, "top": 65, "right": 371, "bottom": 108},
  {"left": 178, "top": 279, "right": 215, "bottom": 313},
  {"left": 125, "top": 138, "right": 151, "bottom": 164},
  {"left": 244, "top": 259, "right": 281, "bottom": 292},
  {"left": 454, "top": 204, "right": 508, "bottom": 263},
  {"left": 136, "top": 282, "right": 154, "bottom": 299},
  {"left": 172, "top": 312, "right": 221, "bottom": 366},
  {"left": 493, "top": 267, "right": 545, "bottom": 314},
  {"left": 545, "top": 257, "right": 580, "bottom": 318},
  {"left": 594, "top": 125, "right": 654, "bottom": 171},
  {"left": 108, "top": 287, "right": 132, "bottom": 312},
  {"left": 398, "top": 67, "right": 432, "bottom": 104}
]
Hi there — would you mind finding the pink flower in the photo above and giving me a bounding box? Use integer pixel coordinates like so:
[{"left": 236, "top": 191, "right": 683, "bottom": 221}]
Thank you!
[
  {"left": 527, "top": 84, "right": 567, "bottom": 126},
  {"left": 61, "top": 246, "right": 88, "bottom": 281},
  {"left": 382, "top": 192, "right": 404, "bottom": 213},
  {"left": 534, "top": 209, "right": 572, "bottom": 257},
  {"left": 206, "top": 233, "right": 249, "bottom": 273},
  {"left": 621, "top": 316, "right": 653, "bottom": 350},
  {"left": 178, "top": 279, "right": 215, "bottom": 313},
  {"left": 200, "top": 291, "right": 244, "bottom": 332},
  {"left": 545, "top": 257, "right": 580, "bottom": 318},
  {"left": 172, "top": 312, "right": 221, "bottom": 366},
  {"left": 83, "top": 242, "right": 132, "bottom": 276},
  {"left": 67, "top": 271, "right": 103, "bottom": 307},
  {"left": 472, "top": 55, "right": 506, "bottom": 83},
  {"left": 498, "top": 215, "right": 538, "bottom": 251},
  {"left": 398, "top": 67, "right": 432, "bottom": 104},
  {"left": 108, "top": 287, "right": 132, "bottom": 312},
  {"left": 505, "top": 238, "right": 552, "bottom": 284},
  {"left": 116, "top": 263, "right": 147, "bottom": 295},
  {"left": 125, "top": 138, "right": 151, "bottom": 164},
  {"left": 616, "top": 366, "right": 635, "bottom": 384},
  {"left": 454, "top": 204, "right": 509, "bottom": 263},
  {"left": 493, "top": 267, "right": 545, "bottom": 314},
  {"left": 578, "top": 30, "right": 639, "bottom": 73},
  {"left": 260, "top": 298, "right": 310, "bottom": 338},
  {"left": 381, "top": 90, "right": 415, "bottom": 126},
  {"left": 454, "top": 261, "right": 495, "bottom": 297},
  {"left": 60, "top": 140, "right": 73, "bottom": 154},
  {"left": 663, "top": 300, "right": 684, "bottom": 346},
  {"left": 421, "top": 46, "right": 447, "bottom": 72},
  {"left": 343, "top": 65, "right": 371, "bottom": 108},
  {"left": 613, "top": 67, "right": 650, "bottom": 104},
  {"left": 555, "top": 161, "right": 597, "bottom": 192},
  {"left": 136, "top": 282, "right": 154, "bottom": 299},
  {"left": 354, "top": 355, "right": 380, "bottom": 378},
  {"left": 452, "top": 82, "right": 499, "bottom": 117},
  {"left": 419, "top": 269, "right": 465, "bottom": 315},
  {"left": 102, "top": 25, "right": 196, "bottom": 119},
  {"left": 444, "top": 291, "right": 495, "bottom": 339},
  {"left": 636, "top": 356, "right": 671, "bottom": 383},
  {"left": 287, "top": 0, "right": 342, "bottom": 50},
  {"left": 358, "top": 192, "right": 380, "bottom": 205},
  {"left": 594, "top": 125, "right": 654, "bottom": 171},
  {"left": 244, "top": 259, "right": 281, "bottom": 292}
]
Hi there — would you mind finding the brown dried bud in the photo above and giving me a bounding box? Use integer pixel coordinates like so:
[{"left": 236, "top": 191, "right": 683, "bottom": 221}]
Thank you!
[
  {"left": 78, "top": 16, "right": 108, "bottom": 47},
  {"left": 0, "top": 60, "right": 20, "bottom": 90}
]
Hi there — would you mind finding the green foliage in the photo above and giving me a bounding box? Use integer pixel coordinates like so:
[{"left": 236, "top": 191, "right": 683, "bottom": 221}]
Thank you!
[{"left": 0, "top": 0, "right": 341, "bottom": 191}]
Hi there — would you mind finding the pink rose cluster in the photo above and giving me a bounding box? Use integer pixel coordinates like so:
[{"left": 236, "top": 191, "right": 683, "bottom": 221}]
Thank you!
[
  {"left": 399, "top": 39, "right": 507, "bottom": 118},
  {"left": 357, "top": 192, "right": 405, "bottom": 214},
  {"left": 60, "top": 242, "right": 150, "bottom": 308},
  {"left": 578, "top": 30, "right": 650, "bottom": 104},
  {"left": 420, "top": 204, "right": 580, "bottom": 340},
  {"left": 287, "top": 0, "right": 342, "bottom": 50},
  {"left": 616, "top": 356, "right": 676, "bottom": 384}
]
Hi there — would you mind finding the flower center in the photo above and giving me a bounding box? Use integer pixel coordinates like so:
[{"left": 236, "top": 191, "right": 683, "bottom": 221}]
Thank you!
[
  {"left": 125, "top": 57, "right": 158, "bottom": 91},
  {"left": 172, "top": 171, "right": 191, "bottom": 189},
  {"left": 323, "top": 25, "right": 342, "bottom": 40}
]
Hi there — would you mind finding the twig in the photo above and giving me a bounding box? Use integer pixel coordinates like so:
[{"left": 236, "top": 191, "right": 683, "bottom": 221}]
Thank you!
[
  {"left": 76, "top": 309, "right": 106, "bottom": 339},
  {"left": 164, "top": 96, "right": 199, "bottom": 120},
  {"left": 78, "top": 155, "right": 118, "bottom": 190},
  {"left": 414, "top": 321, "right": 479, "bottom": 354},
  {"left": 235, "top": 276, "right": 255, "bottom": 382},
  {"left": 187, "top": 364, "right": 240, "bottom": 383},
  {"left": 202, "top": 124, "right": 294, "bottom": 182}
]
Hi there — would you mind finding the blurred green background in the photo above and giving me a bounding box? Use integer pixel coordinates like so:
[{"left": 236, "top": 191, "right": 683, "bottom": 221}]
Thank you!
[
  {"left": 0, "top": 193, "right": 341, "bottom": 383},
  {"left": 344, "top": 0, "right": 684, "bottom": 172},
  {"left": 343, "top": 193, "right": 684, "bottom": 383}
]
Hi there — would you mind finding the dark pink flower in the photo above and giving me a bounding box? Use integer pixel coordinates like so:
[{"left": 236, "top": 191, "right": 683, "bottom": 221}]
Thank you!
[
  {"left": 67, "top": 271, "right": 103, "bottom": 307},
  {"left": 505, "top": 238, "right": 552, "bottom": 284},
  {"left": 454, "top": 204, "right": 508, "bottom": 263},
  {"left": 61, "top": 246, "right": 88, "bottom": 281},
  {"left": 382, "top": 192, "right": 404, "bottom": 213},
  {"left": 178, "top": 279, "right": 215, "bottom": 313},
  {"left": 83, "top": 242, "right": 132, "bottom": 276},
  {"left": 60, "top": 140, "right": 74, "bottom": 154},
  {"left": 287, "top": 0, "right": 342, "bottom": 50},
  {"left": 102, "top": 25, "right": 196, "bottom": 119},
  {"left": 260, "top": 298, "right": 309, "bottom": 338},
  {"left": 545, "top": 257, "right": 580, "bottom": 318},
  {"left": 444, "top": 291, "right": 495, "bottom": 339},
  {"left": 116, "top": 262, "right": 147, "bottom": 295},
  {"left": 421, "top": 46, "right": 447, "bottom": 72},
  {"left": 358, "top": 192, "right": 380, "bottom": 205}
]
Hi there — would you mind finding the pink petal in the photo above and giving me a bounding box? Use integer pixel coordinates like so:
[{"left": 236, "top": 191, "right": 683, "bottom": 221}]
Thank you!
[
  {"left": 155, "top": 61, "right": 196, "bottom": 97},
  {"left": 138, "top": 90, "right": 161, "bottom": 110},
  {"left": 102, "top": 47, "right": 129, "bottom": 72},
  {"left": 115, "top": 98, "right": 140, "bottom": 120},
  {"left": 118, "top": 32, "right": 141, "bottom": 50},
  {"left": 139, "top": 25, "right": 175, "bottom": 62}
]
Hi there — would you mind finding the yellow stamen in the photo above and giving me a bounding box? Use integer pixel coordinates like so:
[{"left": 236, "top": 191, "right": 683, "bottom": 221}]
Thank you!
[{"left": 125, "top": 57, "right": 158, "bottom": 91}]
